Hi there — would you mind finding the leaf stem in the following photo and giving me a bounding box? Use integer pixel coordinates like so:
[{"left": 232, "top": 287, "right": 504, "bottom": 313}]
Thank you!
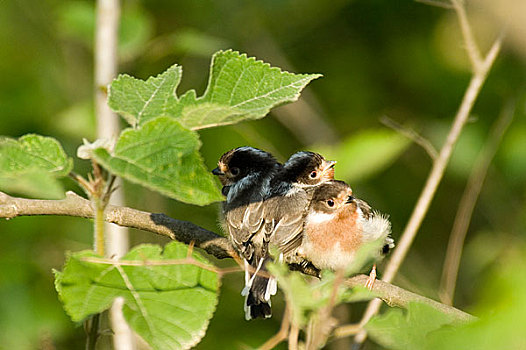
[{"left": 259, "top": 306, "right": 291, "bottom": 350}]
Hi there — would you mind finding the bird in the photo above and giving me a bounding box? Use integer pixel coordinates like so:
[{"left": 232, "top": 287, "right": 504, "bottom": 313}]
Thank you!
[
  {"left": 212, "top": 149, "right": 336, "bottom": 319},
  {"left": 212, "top": 146, "right": 282, "bottom": 319},
  {"left": 297, "top": 180, "right": 394, "bottom": 288},
  {"left": 265, "top": 151, "right": 336, "bottom": 274}
]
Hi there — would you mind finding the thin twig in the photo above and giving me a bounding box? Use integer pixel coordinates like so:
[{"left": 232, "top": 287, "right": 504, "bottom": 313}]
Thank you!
[
  {"left": 352, "top": 19, "right": 503, "bottom": 347},
  {"left": 94, "top": 198, "right": 106, "bottom": 256},
  {"left": 380, "top": 116, "right": 438, "bottom": 160},
  {"left": 95, "top": 0, "right": 131, "bottom": 345},
  {"left": 332, "top": 323, "right": 361, "bottom": 338},
  {"left": 439, "top": 100, "right": 515, "bottom": 305},
  {"left": 305, "top": 270, "right": 344, "bottom": 350},
  {"left": 70, "top": 172, "right": 92, "bottom": 195},
  {"left": 288, "top": 321, "right": 300, "bottom": 350},
  {"left": 259, "top": 306, "right": 291, "bottom": 350},
  {"left": 415, "top": 0, "right": 454, "bottom": 9},
  {"left": 333, "top": 274, "right": 475, "bottom": 338},
  {"left": 327, "top": 270, "right": 345, "bottom": 312},
  {"left": 451, "top": 0, "right": 483, "bottom": 72},
  {"left": 86, "top": 159, "right": 108, "bottom": 345}
]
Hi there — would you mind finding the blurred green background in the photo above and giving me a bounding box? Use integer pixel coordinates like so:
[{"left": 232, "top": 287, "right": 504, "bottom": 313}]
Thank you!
[{"left": 0, "top": 0, "right": 525, "bottom": 349}]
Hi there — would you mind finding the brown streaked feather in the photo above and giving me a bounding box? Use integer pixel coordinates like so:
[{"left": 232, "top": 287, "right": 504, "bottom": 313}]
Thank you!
[
  {"left": 225, "top": 199, "right": 266, "bottom": 261},
  {"left": 265, "top": 189, "right": 310, "bottom": 255},
  {"left": 354, "top": 198, "right": 372, "bottom": 219}
]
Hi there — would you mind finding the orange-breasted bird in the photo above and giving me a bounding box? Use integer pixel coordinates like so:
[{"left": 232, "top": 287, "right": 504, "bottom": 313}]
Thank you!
[{"left": 297, "top": 180, "right": 394, "bottom": 288}]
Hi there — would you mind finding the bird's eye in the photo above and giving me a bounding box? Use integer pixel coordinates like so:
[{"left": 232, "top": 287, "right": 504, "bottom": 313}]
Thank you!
[
  {"left": 327, "top": 199, "right": 335, "bottom": 207},
  {"left": 230, "top": 167, "right": 240, "bottom": 176},
  {"left": 310, "top": 171, "right": 317, "bottom": 178}
]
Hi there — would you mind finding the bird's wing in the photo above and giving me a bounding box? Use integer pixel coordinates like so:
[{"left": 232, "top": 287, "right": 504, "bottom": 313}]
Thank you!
[
  {"left": 225, "top": 199, "right": 265, "bottom": 261},
  {"left": 265, "top": 190, "right": 310, "bottom": 255},
  {"left": 355, "top": 198, "right": 372, "bottom": 219}
]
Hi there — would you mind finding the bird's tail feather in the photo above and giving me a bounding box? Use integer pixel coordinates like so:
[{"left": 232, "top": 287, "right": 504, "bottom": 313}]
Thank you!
[{"left": 243, "top": 259, "right": 276, "bottom": 320}]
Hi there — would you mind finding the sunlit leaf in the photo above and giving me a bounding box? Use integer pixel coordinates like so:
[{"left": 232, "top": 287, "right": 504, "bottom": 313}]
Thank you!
[
  {"left": 92, "top": 117, "right": 223, "bottom": 205},
  {"left": 0, "top": 134, "right": 73, "bottom": 199},
  {"left": 108, "top": 64, "right": 182, "bottom": 127},
  {"left": 55, "top": 241, "right": 220, "bottom": 350},
  {"left": 108, "top": 50, "right": 321, "bottom": 129},
  {"left": 366, "top": 302, "right": 458, "bottom": 350},
  {"left": 176, "top": 50, "right": 322, "bottom": 129},
  {"left": 425, "top": 248, "right": 526, "bottom": 350}
]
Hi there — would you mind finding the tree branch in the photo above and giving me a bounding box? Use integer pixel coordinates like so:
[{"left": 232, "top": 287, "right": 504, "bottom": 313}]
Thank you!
[
  {"left": 0, "top": 190, "right": 475, "bottom": 326},
  {"left": 451, "top": 0, "right": 483, "bottom": 72},
  {"left": 439, "top": 100, "right": 515, "bottom": 305},
  {"left": 334, "top": 275, "right": 475, "bottom": 339},
  {"left": 380, "top": 116, "right": 438, "bottom": 160},
  {"left": 352, "top": 12, "right": 503, "bottom": 347},
  {"left": 0, "top": 190, "right": 234, "bottom": 259},
  {"left": 349, "top": 275, "right": 474, "bottom": 321}
]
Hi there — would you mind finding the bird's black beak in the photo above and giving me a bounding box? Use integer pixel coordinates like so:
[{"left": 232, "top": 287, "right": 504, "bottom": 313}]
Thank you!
[
  {"left": 346, "top": 195, "right": 355, "bottom": 204},
  {"left": 212, "top": 167, "right": 224, "bottom": 176}
]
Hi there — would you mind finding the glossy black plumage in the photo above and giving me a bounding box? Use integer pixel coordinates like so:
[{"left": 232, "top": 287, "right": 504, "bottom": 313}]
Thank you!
[{"left": 213, "top": 147, "right": 281, "bottom": 319}]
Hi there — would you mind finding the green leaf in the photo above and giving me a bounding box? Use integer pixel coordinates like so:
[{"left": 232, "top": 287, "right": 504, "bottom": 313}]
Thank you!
[
  {"left": 424, "top": 248, "right": 526, "bottom": 350},
  {"left": 0, "top": 134, "right": 73, "bottom": 199},
  {"left": 267, "top": 262, "right": 374, "bottom": 327},
  {"left": 108, "top": 49, "right": 321, "bottom": 129},
  {"left": 108, "top": 64, "right": 182, "bottom": 127},
  {"left": 0, "top": 171, "right": 64, "bottom": 200},
  {"left": 267, "top": 240, "right": 380, "bottom": 326},
  {"left": 365, "top": 302, "right": 458, "bottom": 350},
  {"left": 92, "top": 117, "right": 223, "bottom": 205},
  {"left": 55, "top": 241, "right": 220, "bottom": 350},
  {"left": 176, "top": 50, "right": 322, "bottom": 129},
  {"left": 314, "top": 129, "right": 411, "bottom": 183}
]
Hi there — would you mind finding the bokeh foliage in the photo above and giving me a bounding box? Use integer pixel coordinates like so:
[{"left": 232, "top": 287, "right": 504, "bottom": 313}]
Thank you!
[{"left": 0, "top": 0, "right": 525, "bottom": 349}]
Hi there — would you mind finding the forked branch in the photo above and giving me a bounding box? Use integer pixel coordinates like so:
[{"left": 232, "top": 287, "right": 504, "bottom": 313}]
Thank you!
[{"left": 350, "top": 0, "right": 503, "bottom": 345}]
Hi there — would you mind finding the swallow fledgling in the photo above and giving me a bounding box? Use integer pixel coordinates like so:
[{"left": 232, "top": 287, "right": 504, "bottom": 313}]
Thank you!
[
  {"left": 265, "top": 151, "right": 336, "bottom": 264},
  {"left": 298, "top": 180, "right": 394, "bottom": 288},
  {"left": 212, "top": 146, "right": 282, "bottom": 319}
]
